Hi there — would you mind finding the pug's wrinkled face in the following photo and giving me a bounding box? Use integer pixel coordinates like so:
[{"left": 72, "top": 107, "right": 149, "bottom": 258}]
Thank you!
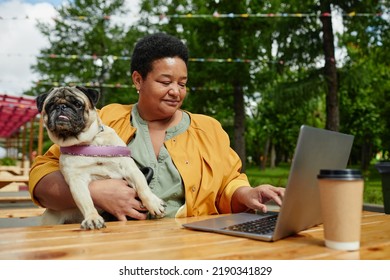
[{"left": 36, "top": 86, "right": 100, "bottom": 143}]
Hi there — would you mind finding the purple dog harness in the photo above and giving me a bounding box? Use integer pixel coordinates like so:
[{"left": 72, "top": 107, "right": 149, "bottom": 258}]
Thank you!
[{"left": 60, "top": 145, "right": 131, "bottom": 157}]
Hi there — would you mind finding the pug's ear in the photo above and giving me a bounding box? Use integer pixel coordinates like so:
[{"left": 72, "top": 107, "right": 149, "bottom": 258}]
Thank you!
[
  {"left": 76, "top": 86, "right": 100, "bottom": 107},
  {"left": 35, "top": 92, "right": 49, "bottom": 113}
]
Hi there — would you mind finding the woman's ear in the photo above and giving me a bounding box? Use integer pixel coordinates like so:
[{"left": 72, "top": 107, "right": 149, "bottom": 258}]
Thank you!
[{"left": 131, "top": 71, "right": 142, "bottom": 91}]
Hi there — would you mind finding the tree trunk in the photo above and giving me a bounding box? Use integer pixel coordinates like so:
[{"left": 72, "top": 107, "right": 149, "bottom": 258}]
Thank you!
[
  {"left": 361, "top": 137, "right": 372, "bottom": 171},
  {"left": 233, "top": 84, "right": 246, "bottom": 172},
  {"left": 270, "top": 143, "right": 276, "bottom": 168},
  {"left": 261, "top": 138, "right": 270, "bottom": 170},
  {"left": 320, "top": 0, "right": 339, "bottom": 132}
]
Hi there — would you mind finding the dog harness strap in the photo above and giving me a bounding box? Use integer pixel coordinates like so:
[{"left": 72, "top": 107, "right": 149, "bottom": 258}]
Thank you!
[{"left": 60, "top": 145, "right": 131, "bottom": 157}]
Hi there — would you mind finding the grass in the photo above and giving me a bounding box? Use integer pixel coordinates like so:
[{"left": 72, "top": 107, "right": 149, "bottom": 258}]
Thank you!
[{"left": 245, "top": 163, "right": 384, "bottom": 206}]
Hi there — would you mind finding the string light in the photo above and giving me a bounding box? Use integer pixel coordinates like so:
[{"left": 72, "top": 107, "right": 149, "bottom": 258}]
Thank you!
[
  {"left": 32, "top": 81, "right": 230, "bottom": 92},
  {"left": 1, "top": 53, "right": 286, "bottom": 64},
  {"left": 34, "top": 81, "right": 134, "bottom": 89},
  {"left": 0, "top": 12, "right": 386, "bottom": 21}
]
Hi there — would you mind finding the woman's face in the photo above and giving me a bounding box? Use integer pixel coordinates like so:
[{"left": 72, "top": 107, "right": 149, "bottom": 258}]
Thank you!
[{"left": 133, "top": 57, "right": 188, "bottom": 121}]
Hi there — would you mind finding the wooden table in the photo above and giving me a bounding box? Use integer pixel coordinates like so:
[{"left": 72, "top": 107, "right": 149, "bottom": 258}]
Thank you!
[
  {"left": 0, "top": 175, "right": 29, "bottom": 189},
  {"left": 0, "top": 211, "right": 389, "bottom": 260},
  {"left": 0, "top": 167, "right": 29, "bottom": 189}
]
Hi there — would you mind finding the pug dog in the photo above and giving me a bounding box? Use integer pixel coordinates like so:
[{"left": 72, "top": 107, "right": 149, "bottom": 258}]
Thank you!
[{"left": 36, "top": 86, "right": 166, "bottom": 229}]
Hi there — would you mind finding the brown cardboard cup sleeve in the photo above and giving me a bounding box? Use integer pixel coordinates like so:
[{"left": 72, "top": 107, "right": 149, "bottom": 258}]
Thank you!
[{"left": 318, "top": 169, "right": 364, "bottom": 251}]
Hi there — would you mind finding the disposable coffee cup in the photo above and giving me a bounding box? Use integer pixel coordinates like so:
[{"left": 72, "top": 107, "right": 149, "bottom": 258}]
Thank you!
[{"left": 317, "top": 169, "right": 364, "bottom": 251}]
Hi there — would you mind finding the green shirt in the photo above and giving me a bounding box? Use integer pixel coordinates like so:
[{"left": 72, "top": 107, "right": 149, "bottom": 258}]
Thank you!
[{"left": 128, "top": 104, "right": 190, "bottom": 218}]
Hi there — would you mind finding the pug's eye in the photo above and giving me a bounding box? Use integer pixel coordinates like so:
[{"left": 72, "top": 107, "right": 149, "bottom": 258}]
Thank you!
[{"left": 73, "top": 100, "right": 83, "bottom": 109}]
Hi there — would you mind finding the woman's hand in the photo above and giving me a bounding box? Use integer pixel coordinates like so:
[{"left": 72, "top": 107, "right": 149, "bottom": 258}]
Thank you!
[
  {"left": 89, "top": 179, "right": 149, "bottom": 220},
  {"left": 231, "top": 185, "right": 285, "bottom": 213}
]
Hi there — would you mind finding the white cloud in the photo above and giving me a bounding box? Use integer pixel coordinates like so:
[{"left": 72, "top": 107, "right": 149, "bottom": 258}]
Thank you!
[
  {"left": 0, "top": 0, "right": 58, "bottom": 96},
  {"left": 0, "top": 0, "right": 140, "bottom": 97}
]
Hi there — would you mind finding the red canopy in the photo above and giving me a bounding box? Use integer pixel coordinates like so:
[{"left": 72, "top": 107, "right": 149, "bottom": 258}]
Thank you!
[{"left": 0, "top": 94, "right": 39, "bottom": 138}]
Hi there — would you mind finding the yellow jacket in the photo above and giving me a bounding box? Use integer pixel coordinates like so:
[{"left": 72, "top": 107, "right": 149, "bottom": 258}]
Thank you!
[{"left": 29, "top": 104, "right": 250, "bottom": 216}]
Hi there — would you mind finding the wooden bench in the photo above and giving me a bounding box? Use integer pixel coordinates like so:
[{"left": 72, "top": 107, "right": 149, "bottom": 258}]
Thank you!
[
  {"left": 0, "top": 208, "right": 45, "bottom": 218},
  {"left": 0, "top": 175, "right": 29, "bottom": 189},
  {"left": 0, "top": 195, "right": 41, "bottom": 219},
  {"left": 0, "top": 196, "right": 32, "bottom": 203},
  {"left": 0, "top": 163, "right": 30, "bottom": 190},
  {"left": 0, "top": 166, "right": 29, "bottom": 176},
  {"left": 0, "top": 177, "right": 44, "bottom": 219}
]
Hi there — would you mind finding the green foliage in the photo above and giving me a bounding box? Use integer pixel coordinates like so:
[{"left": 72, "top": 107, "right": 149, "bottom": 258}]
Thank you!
[
  {"left": 30, "top": 0, "right": 142, "bottom": 107},
  {"left": 337, "top": 0, "right": 390, "bottom": 166},
  {"left": 0, "top": 157, "right": 16, "bottom": 166},
  {"left": 246, "top": 163, "right": 290, "bottom": 188},
  {"left": 137, "top": 0, "right": 331, "bottom": 166},
  {"left": 26, "top": 0, "right": 390, "bottom": 170}
]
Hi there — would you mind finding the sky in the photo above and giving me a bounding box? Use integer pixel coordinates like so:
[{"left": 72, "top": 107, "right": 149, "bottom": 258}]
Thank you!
[
  {"left": 0, "top": 0, "right": 139, "bottom": 97},
  {"left": 0, "top": 0, "right": 62, "bottom": 96}
]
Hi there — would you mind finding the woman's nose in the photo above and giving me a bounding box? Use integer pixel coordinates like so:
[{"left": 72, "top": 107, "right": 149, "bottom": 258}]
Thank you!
[{"left": 169, "top": 84, "right": 180, "bottom": 95}]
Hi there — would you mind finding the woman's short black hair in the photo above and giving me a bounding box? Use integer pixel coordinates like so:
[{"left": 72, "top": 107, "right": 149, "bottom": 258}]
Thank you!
[{"left": 130, "top": 33, "right": 189, "bottom": 79}]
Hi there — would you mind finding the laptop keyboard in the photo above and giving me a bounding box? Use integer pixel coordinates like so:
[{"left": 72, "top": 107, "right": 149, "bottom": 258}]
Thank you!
[{"left": 225, "top": 215, "right": 278, "bottom": 235}]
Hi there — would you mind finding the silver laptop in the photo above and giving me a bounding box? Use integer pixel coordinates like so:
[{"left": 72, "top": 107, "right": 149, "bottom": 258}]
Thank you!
[{"left": 182, "top": 125, "right": 354, "bottom": 241}]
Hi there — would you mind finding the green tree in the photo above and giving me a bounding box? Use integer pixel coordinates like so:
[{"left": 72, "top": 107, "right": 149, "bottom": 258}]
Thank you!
[
  {"left": 30, "top": 0, "right": 141, "bottom": 107},
  {"left": 27, "top": 0, "right": 390, "bottom": 168},
  {"left": 338, "top": 0, "right": 390, "bottom": 168},
  {"left": 138, "top": 0, "right": 255, "bottom": 170},
  {"left": 137, "top": 0, "right": 328, "bottom": 170}
]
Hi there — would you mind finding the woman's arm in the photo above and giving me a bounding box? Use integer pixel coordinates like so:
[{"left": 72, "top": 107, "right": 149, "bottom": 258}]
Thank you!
[
  {"left": 33, "top": 170, "right": 149, "bottom": 220},
  {"left": 33, "top": 170, "right": 76, "bottom": 211}
]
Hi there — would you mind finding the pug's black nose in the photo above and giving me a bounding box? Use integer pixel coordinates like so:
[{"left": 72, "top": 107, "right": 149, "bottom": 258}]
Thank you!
[{"left": 57, "top": 104, "right": 67, "bottom": 111}]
